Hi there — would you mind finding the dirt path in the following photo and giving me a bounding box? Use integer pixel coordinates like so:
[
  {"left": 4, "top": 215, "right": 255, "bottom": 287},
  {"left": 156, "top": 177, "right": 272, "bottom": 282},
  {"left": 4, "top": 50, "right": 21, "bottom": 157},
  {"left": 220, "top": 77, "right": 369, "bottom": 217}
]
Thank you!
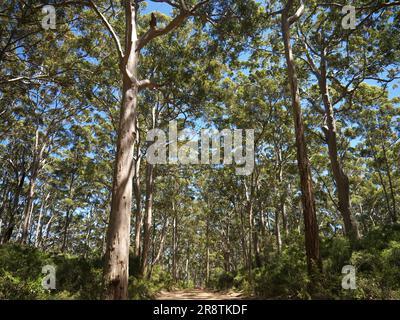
[{"left": 155, "top": 289, "right": 246, "bottom": 300}]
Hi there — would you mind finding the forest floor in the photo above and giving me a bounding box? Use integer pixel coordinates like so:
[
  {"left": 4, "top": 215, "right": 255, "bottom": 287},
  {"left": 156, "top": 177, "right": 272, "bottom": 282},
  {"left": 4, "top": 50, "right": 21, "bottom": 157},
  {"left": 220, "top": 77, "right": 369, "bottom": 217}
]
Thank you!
[{"left": 155, "top": 289, "right": 247, "bottom": 300}]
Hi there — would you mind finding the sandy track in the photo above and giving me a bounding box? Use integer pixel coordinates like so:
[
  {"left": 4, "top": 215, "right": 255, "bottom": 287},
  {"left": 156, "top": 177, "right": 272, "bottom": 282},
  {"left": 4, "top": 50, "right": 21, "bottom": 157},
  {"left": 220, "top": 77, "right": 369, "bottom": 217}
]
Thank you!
[{"left": 155, "top": 289, "right": 246, "bottom": 300}]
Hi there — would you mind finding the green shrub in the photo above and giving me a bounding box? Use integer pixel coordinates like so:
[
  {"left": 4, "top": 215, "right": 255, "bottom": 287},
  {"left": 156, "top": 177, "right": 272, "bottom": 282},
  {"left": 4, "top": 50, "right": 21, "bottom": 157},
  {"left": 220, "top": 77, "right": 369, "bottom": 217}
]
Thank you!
[
  {"left": 0, "top": 244, "right": 52, "bottom": 281},
  {"left": 0, "top": 270, "right": 48, "bottom": 300},
  {"left": 216, "top": 271, "right": 234, "bottom": 290},
  {"left": 253, "top": 245, "right": 310, "bottom": 299},
  {"left": 335, "top": 239, "right": 400, "bottom": 299},
  {"left": 128, "top": 265, "right": 174, "bottom": 300},
  {"left": 0, "top": 244, "right": 103, "bottom": 300},
  {"left": 53, "top": 255, "right": 103, "bottom": 299},
  {"left": 380, "top": 241, "right": 400, "bottom": 290},
  {"left": 129, "top": 277, "right": 156, "bottom": 300},
  {"left": 321, "top": 237, "right": 352, "bottom": 273}
]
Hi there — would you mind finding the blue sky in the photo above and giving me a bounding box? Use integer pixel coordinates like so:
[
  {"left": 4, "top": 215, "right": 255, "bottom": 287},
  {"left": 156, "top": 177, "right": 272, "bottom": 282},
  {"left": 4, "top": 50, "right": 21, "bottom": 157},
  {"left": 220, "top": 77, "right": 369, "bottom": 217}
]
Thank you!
[{"left": 142, "top": 1, "right": 173, "bottom": 14}]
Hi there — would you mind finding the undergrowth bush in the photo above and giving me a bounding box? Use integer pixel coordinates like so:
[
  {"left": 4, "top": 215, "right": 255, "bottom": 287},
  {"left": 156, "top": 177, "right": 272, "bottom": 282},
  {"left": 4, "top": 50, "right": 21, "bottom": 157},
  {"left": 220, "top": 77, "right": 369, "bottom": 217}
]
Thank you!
[
  {"left": 0, "top": 244, "right": 102, "bottom": 299},
  {"left": 129, "top": 265, "right": 174, "bottom": 300},
  {"left": 1, "top": 224, "right": 400, "bottom": 300}
]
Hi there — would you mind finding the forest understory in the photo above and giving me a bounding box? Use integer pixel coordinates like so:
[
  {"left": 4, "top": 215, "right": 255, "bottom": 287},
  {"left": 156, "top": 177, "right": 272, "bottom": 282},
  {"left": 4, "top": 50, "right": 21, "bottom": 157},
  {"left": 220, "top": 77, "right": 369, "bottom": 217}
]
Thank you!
[{"left": 1, "top": 225, "right": 400, "bottom": 300}]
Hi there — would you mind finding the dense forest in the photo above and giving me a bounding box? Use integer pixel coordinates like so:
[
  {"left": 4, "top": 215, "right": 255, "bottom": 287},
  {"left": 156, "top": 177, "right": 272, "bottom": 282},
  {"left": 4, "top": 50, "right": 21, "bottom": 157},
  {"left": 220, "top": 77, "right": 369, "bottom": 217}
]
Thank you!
[{"left": 0, "top": 0, "right": 399, "bottom": 300}]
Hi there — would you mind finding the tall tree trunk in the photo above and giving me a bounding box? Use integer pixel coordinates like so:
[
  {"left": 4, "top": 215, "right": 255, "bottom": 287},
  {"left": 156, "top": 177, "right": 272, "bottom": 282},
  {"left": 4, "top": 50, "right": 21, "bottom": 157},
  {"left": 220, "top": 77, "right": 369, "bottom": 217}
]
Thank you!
[
  {"left": 103, "top": 3, "right": 139, "bottom": 300},
  {"left": 21, "top": 174, "right": 37, "bottom": 244},
  {"left": 318, "top": 54, "right": 360, "bottom": 243},
  {"left": 281, "top": 195, "right": 288, "bottom": 236},
  {"left": 225, "top": 216, "right": 232, "bottom": 271},
  {"left": 381, "top": 142, "right": 397, "bottom": 223},
  {"left": 133, "top": 120, "right": 142, "bottom": 258},
  {"left": 205, "top": 216, "right": 210, "bottom": 286},
  {"left": 61, "top": 208, "right": 71, "bottom": 252},
  {"left": 21, "top": 129, "right": 45, "bottom": 244},
  {"left": 275, "top": 209, "right": 282, "bottom": 254},
  {"left": 3, "top": 168, "right": 26, "bottom": 243},
  {"left": 248, "top": 200, "right": 253, "bottom": 274},
  {"left": 61, "top": 171, "right": 75, "bottom": 253},
  {"left": 104, "top": 80, "right": 137, "bottom": 298},
  {"left": 149, "top": 217, "right": 169, "bottom": 276},
  {"left": 185, "top": 244, "right": 190, "bottom": 285},
  {"left": 172, "top": 210, "right": 178, "bottom": 282},
  {"left": 253, "top": 222, "right": 262, "bottom": 267},
  {"left": 277, "top": 148, "right": 288, "bottom": 242},
  {"left": 133, "top": 169, "right": 142, "bottom": 258},
  {"left": 244, "top": 178, "right": 257, "bottom": 275},
  {"left": 40, "top": 213, "right": 53, "bottom": 249},
  {"left": 84, "top": 208, "right": 93, "bottom": 259},
  {"left": 279, "top": 164, "right": 289, "bottom": 237},
  {"left": 140, "top": 104, "right": 158, "bottom": 277},
  {"left": 281, "top": 2, "right": 321, "bottom": 273},
  {"left": 140, "top": 163, "right": 154, "bottom": 276},
  {"left": 369, "top": 138, "right": 394, "bottom": 223},
  {"left": 237, "top": 207, "right": 247, "bottom": 268},
  {"left": 0, "top": 180, "right": 9, "bottom": 224},
  {"left": 34, "top": 193, "right": 49, "bottom": 247}
]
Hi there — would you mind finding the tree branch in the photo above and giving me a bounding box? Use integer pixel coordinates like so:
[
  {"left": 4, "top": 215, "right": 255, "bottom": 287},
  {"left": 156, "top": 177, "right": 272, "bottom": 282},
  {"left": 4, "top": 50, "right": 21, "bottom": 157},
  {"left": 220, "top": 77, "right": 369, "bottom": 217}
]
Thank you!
[
  {"left": 136, "top": 0, "right": 209, "bottom": 52},
  {"left": 288, "top": 1, "right": 304, "bottom": 25},
  {"left": 136, "top": 11, "right": 189, "bottom": 52},
  {"left": 0, "top": 74, "right": 49, "bottom": 84},
  {"left": 138, "top": 79, "right": 161, "bottom": 91},
  {"left": 88, "top": 0, "right": 124, "bottom": 61}
]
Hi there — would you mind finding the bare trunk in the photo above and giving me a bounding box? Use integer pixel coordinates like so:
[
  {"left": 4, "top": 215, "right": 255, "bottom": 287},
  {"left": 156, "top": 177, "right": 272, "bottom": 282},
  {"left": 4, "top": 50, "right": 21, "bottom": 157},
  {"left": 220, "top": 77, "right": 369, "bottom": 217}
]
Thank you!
[
  {"left": 21, "top": 129, "right": 44, "bottom": 244},
  {"left": 281, "top": 5, "right": 321, "bottom": 273},
  {"left": 277, "top": 151, "right": 289, "bottom": 241},
  {"left": 381, "top": 142, "right": 397, "bottom": 223},
  {"left": 185, "top": 243, "right": 190, "bottom": 285},
  {"left": 140, "top": 163, "right": 154, "bottom": 276},
  {"left": 260, "top": 209, "right": 266, "bottom": 239},
  {"left": 34, "top": 193, "right": 49, "bottom": 247},
  {"left": 279, "top": 167, "right": 289, "bottom": 237},
  {"left": 0, "top": 181, "right": 8, "bottom": 224},
  {"left": 244, "top": 178, "right": 257, "bottom": 275},
  {"left": 133, "top": 124, "right": 142, "bottom": 258},
  {"left": 103, "top": 2, "right": 139, "bottom": 300},
  {"left": 41, "top": 214, "right": 53, "bottom": 248},
  {"left": 61, "top": 209, "right": 71, "bottom": 252},
  {"left": 206, "top": 246, "right": 210, "bottom": 286},
  {"left": 252, "top": 214, "right": 261, "bottom": 268},
  {"left": 172, "top": 212, "right": 177, "bottom": 282},
  {"left": 318, "top": 56, "right": 360, "bottom": 242},
  {"left": 275, "top": 210, "right": 282, "bottom": 254},
  {"left": 21, "top": 176, "right": 36, "bottom": 244},
  {"left": 185, "top": 258, "right": 189, "bottom": 284},
  {"left": 150, "top": 216, "right": 169, "bottom": 275},
  {"left": 104, "top": 81, "right": 137, "bottom": 298},
  {"left": 370, "top": 139, "right": 393, "bottom": 223},
  {"left": 240, "top": 207, "right": 248, "bottom": 270},
  {"left": 205, "top": 217, "right": 210, "bottom": 285},
  {"left": 3, "top": 169, "right": 26, "bottom": 243},
  {"left": 248, "top": 201, "right": 253, "bottom": 274},
  {"left": 223, "top": 218, "right": 232, "bottom": 271},
  {"left": 140, "top": 104, "right": 158, "bottom": 277}
]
